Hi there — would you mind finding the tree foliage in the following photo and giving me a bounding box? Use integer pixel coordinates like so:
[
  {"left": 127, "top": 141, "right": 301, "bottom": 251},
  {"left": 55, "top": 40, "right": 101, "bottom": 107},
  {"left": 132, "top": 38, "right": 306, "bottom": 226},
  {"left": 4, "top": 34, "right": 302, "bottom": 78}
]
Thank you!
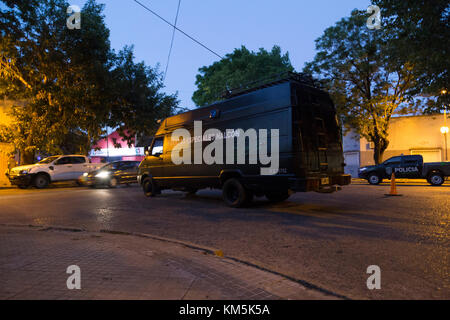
[
  {"left": 373, "top": 0, "right": 449, "bottom": 112},
  {"left": 304, "top": 10, "right": 419, "bottom": 164},
  {"left": 192, "top": 45, "right": 294, "bottom": 107},
  {"left": 0, "top": 0, "right": 178, "bottom": 163}
]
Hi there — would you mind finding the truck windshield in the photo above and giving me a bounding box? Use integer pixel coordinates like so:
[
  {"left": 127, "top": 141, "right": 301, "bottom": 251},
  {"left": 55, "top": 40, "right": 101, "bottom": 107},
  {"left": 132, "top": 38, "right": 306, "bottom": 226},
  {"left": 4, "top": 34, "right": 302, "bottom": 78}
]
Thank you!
[{"left": 38, "top": 156, "right": 59, "bottom": 164}]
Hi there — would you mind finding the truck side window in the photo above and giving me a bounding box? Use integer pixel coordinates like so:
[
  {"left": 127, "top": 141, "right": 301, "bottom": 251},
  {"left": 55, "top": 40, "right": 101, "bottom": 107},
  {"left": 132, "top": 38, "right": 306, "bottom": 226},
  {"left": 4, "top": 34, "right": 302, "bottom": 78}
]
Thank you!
[
  {"left": 404, "top": 159, "right": 418, "bottom": 166},
  {"left": 55, "top": 157, "right": 71, "bottom": 165},
  {"left": 70, "top": 156, "right": 86, "bottom": 164},
  {"left": 384, "top": 157, "right": 401, "bottom": 165},
  {"left": 151, "top": 138, "right": 164, "bottom": 156}
]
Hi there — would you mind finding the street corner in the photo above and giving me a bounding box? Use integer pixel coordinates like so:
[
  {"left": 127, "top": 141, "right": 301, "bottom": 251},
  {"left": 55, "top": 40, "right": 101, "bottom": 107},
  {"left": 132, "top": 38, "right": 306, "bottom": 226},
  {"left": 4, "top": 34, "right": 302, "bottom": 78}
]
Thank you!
[{"left": 0, "top": 225, "right": 332, "bottom": 300}]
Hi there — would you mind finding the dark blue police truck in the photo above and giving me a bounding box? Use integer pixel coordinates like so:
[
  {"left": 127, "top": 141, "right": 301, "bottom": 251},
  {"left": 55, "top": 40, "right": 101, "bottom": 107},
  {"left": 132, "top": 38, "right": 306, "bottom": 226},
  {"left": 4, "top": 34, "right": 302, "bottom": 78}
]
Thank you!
[{"left": 358, "top": 155, "right": 450, "bottom": 186}]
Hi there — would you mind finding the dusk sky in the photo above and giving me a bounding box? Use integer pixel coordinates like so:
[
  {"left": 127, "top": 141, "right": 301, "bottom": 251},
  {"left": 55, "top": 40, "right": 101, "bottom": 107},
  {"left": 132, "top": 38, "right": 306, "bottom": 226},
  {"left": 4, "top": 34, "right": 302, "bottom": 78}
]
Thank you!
[{"left": 71, "top": 0, "right": 371, "bottom": 109}]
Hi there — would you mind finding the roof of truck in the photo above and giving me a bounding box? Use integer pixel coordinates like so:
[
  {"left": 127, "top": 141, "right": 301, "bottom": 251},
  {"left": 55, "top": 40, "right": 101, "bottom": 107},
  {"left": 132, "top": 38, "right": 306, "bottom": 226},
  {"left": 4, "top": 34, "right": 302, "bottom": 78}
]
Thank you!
[
  {"left": 156, "top": 72, "right": 322, "bottom": 132},
  {"left": 219, "top": 71, "right": 320, "bottom": 100}
]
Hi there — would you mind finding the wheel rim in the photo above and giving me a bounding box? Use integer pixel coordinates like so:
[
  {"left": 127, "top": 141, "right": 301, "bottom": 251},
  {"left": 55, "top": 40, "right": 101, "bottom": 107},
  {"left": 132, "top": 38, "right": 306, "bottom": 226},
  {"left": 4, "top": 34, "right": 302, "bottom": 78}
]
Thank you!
[
  {"left": 225, "top": 185, "right": 239, "bottom": 203},
  {"left": 369, "top": 175, "right": 379, "bottom": 184},
  {"left": 36, "top": 176, "right": 47, "bottom": 187},
  {"left": 431, "top": 175, "right": 443, "bottom": 185}
]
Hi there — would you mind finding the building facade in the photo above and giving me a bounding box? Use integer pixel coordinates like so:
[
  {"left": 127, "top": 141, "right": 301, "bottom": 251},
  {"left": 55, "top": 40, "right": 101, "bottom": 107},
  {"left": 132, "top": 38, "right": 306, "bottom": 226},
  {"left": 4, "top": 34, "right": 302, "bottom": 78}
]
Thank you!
[
  {"left": 343, "top": 114, "right": 449, "bottom": 177},
  {"left": 0, "top": 99, "right": 16, "bottom": 187},
  {"left": 89, "top": 130, "right": 145, "bottom": 163}
]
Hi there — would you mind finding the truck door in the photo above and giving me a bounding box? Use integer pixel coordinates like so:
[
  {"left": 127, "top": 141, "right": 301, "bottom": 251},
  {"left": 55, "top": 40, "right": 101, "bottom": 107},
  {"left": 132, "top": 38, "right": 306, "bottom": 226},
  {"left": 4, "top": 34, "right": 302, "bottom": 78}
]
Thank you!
[
  {"left": 51, "top": 156, "right": 73, "bottom": 181},
  {"left": 382, "top": 156, "right": 402, "bottom": 178},
  {"left": 147, "top": 137, "right": 165, "bottom": 178},
  {"left": 69, "top": 156, "right": 88, "bottom": 180},
  {"left": 401, "top": 157, "right": 421, "bottom": 179}
]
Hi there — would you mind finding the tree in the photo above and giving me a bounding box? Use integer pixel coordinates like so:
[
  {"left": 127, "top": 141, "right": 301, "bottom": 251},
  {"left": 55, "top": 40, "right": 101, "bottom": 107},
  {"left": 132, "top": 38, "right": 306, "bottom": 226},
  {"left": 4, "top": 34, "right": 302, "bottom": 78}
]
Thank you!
[
  {"left": 192, "top": 45, "right": 294, "bottom": 107},
  {"left": 108, "top": 46, "right": 179, "bottom": 146},
  {"left": 372, "top": 0, "right": 449, "bottom": 112},
  {"left": 0, "top": 0, "right": 178, "bottom": 163},
  {"left": 0, "top": 0, "right": 113, "bottom": 163},
  {"left": 304, "top": 10, "right": 418, "bottom": 164}
]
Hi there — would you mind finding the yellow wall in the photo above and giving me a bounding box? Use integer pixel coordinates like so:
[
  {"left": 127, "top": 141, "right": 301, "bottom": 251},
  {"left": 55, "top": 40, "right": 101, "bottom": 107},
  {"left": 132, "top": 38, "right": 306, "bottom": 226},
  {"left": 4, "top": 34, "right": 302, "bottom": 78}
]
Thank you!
[
  {"left": 360, "top": 114, "right": 450, "bottom": 166},
  {"left": 0, "top": 99, "right": 16, "bottom": 187}
]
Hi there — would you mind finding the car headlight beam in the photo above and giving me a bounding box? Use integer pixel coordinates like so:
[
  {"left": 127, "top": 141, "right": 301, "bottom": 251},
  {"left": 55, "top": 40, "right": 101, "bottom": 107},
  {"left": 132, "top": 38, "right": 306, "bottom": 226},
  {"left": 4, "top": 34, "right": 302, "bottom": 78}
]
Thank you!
[{"left": 95, "top": 171, "right": 110, "bottom": 179}]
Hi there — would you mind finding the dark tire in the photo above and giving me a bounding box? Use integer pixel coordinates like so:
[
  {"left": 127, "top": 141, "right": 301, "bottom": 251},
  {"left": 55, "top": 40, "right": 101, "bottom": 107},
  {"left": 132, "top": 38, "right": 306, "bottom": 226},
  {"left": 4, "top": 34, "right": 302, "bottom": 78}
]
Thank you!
[
  {"left": 142, "top": 177, "right": 158, "bottom": 197},
  {"left": 368, "top": 173, "right": 381, "bottom": 185},
  {"left": 33, "top": 173, "right": 50, "bottom": 189},
  {"left": 428, "top": 173, "right": 444, "bottom": 186},
  {"left": 108, "top": 177, "right": 119, "bottom": 188},
  {"left": 222, "top": 178, "right": 249, "bottom": 208},
  {"left": 265, "top": 190, "right": 290, "bottom": 202}
]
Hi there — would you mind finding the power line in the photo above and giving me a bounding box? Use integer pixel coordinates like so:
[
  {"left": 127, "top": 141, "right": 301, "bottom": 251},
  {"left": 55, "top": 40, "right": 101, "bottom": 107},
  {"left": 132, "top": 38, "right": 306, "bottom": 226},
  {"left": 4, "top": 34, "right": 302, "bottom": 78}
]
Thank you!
[
  {"left": 132, "top": 0, "right": 223, "bottom": 60},
  {"left": 163, "top": 0, "right": 181, "bottom": 82}
]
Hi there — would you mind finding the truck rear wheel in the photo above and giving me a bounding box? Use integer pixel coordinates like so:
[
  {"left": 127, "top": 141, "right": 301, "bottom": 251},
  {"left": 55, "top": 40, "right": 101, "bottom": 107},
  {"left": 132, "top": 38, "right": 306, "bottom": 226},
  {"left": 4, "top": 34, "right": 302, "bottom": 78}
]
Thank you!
[
  {"left": 33, "top": 174, "right": 50, "bottom": 189},
  {"left": 222, "top": 178, "right": 250, "bottom": 208},
  {"left": 428, "top": 173, "right": 444, "bottom": 186},
  {"left": 265, "top": 190, "right": 290, "bottom": 202}
]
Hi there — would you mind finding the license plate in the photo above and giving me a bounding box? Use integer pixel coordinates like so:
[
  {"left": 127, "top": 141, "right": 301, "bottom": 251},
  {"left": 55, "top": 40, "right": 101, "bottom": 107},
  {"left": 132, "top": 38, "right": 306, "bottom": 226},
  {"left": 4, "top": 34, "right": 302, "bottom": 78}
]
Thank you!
[{"left": 321, "top": 177, "right": 329, "bottom": 185}]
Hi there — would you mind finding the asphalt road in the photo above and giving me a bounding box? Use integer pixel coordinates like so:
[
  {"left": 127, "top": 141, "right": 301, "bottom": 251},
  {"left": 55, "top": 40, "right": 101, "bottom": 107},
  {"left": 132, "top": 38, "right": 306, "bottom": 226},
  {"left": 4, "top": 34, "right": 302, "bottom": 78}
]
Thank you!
[{"left": 0, "top": 181, "right": 448, "bottom": 299}]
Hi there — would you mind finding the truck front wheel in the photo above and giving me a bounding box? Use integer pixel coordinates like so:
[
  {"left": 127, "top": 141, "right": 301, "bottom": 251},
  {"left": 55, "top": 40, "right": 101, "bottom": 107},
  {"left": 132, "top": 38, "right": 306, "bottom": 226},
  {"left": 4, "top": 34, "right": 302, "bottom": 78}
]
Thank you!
[
  {"left": 428, "top": 173, "right": 444, "bottom": 186},
  {"left": 142, "top": 177, "right": 159, "bottom": 197},
  {"left": 368, "top": 174, "right": 381, "bottom": 185},
  {"left": 33, "top": 174, "right": 50, "bottom": 189},
  {"left": 222, "top": 178, "right": 250, "bottom": 208}
]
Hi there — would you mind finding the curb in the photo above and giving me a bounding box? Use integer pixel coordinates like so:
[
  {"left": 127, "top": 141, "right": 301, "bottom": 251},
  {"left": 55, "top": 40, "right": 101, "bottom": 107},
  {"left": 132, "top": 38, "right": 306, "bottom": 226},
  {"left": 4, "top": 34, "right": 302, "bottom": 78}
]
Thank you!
[{"left": 0, "top": 223, "right": 350, "bottom": 300}]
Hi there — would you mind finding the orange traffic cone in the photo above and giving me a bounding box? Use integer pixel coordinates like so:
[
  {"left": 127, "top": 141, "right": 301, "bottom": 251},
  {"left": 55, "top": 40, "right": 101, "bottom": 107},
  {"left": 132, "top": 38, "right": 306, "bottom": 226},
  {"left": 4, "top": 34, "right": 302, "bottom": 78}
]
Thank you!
[{"left": 385, "top": 172, "right": 402, "bottom": 196}]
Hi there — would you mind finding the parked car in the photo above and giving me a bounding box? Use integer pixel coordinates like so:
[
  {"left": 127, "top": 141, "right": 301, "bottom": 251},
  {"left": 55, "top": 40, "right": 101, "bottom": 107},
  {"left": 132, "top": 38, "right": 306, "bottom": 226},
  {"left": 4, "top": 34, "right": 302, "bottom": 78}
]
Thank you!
[
  {"left": 81, "top": 160, "right": 141, "bottom": 188},
  {"left": 358, "top": 155, "right": 450, "bottom": 186},
  {"left": 138, "top": 72, "right": 351, "bottom": 207},
  {"left": 6, "top": 155, "right": 102, "bottom": 189}
]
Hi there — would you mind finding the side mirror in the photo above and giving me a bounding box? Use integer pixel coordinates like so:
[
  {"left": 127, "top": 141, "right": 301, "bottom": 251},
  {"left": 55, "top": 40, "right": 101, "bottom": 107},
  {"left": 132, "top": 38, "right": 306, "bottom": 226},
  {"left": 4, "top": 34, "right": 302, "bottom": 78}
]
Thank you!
[{"left": 49, "top": 166, "right": 54, "bottom": 171}]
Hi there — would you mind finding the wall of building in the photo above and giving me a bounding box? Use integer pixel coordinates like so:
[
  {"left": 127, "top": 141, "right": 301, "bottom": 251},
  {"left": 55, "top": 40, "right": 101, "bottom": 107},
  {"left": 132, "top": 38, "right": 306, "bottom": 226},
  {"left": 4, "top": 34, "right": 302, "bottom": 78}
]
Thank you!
[
  {"left": 0, "top": 99, "right": 14, "bottom": 187},
  {"left": 360, "top": 114, "right": 449, "bottom": 166},
  {"left": 342, "top": 129, "right": 361, "bottom": 177},
  {"left": 90, "top": 130, "right": 144, "bottom": 163},
  {"left": 342, "top": 114, "right": 449, "bottom": 177}
]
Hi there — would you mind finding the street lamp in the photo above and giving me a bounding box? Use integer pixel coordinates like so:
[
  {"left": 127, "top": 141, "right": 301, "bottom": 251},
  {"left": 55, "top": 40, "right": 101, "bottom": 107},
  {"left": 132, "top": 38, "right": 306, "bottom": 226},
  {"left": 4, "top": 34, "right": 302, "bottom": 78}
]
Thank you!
[
  {"left": 441, "top": 126, "right": 449, "bottom": 161},
  {"left": 441, "top": 89, "right": 448, "bottom": 161}
]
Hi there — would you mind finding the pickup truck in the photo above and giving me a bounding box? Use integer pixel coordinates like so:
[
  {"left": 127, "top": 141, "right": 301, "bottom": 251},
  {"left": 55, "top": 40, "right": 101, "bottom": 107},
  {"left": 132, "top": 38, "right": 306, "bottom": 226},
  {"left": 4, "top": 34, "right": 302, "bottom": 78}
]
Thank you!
[
  {"left": 358, "top": 155, "right": 450, "bottom": 186},
  {"left": 6, "top": 155, "right": 102, "bottom": 189}
]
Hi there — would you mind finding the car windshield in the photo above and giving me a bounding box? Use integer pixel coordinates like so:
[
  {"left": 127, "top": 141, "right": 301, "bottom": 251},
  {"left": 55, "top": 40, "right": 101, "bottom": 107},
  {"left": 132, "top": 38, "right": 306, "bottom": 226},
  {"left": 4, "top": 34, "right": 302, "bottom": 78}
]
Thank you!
[
  {"left": 38, "top": 156, "right": 59, "bottom": 164},
  {"left": 101, "top": 162, "right": 120, "bottom": 170}
]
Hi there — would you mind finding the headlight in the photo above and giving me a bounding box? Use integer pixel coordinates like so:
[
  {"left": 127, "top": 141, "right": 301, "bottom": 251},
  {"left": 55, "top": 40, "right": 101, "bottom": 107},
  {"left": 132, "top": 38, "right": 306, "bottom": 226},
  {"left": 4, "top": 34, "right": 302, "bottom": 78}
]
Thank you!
[
  {"left": 359, "top": 167, "right": 367, "bottom": 172},
  {"left": 95, "top": 171, "right": 110, "bottom": 178},
  {"left": 83, "top": 172, "right": 88, "bottom": 177},
  {"left": 19, "top": 170, "right": 28, "bottom": 175}
]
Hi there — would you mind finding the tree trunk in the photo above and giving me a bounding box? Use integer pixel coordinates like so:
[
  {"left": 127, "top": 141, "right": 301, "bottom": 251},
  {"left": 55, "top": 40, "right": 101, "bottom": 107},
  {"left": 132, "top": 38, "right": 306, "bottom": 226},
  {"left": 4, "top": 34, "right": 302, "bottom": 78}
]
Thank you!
[
  {"left": 373, "top": 136, "right": 389, "bottom": 164},
  {"left": 20, "top": 149, "right": 35, "bottom": 165}
]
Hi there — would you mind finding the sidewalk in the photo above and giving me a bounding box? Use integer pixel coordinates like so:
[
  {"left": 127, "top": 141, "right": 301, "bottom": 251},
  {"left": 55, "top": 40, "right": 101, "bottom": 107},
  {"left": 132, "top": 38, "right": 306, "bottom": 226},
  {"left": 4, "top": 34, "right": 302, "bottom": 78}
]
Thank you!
[{"left": 0, "top": 225, "right": 332, "bottom": 300}]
